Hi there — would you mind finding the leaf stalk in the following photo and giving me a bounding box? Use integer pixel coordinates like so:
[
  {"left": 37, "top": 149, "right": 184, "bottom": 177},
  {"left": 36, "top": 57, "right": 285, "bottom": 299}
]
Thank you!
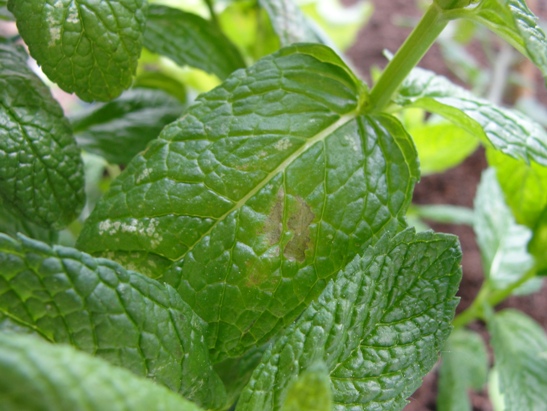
[{"left": 368, "top": 3, "right": 449, "bottom": 113}]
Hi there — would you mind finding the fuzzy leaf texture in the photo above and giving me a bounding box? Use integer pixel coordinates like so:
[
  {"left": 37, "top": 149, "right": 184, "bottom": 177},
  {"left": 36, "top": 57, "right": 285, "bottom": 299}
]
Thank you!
[
  {"left": 72, "top": 88, "right": 185, "bottom": 165},
  {"left": 77, "top": 44, "right": 420, "bottom": 361},
  {"left": 437, "top": 329, "right": 488, "bottom": 411},
  {"left": 0, "top": 234, "right": 225, "bottom": 409},
  {"left": 8, "top": 0, "right": 148, "bottom": 102},
  {"left": 489, "top": 310, "right": 547, "bottom": 410},
  {"left": 468, "top": 0, "right": 547, "bottom": 85},
  {"left": 0, "top": 43, "right": 84, "bottom": 229},
  {"left": 143, "top": 5, "right": 246, "bottom": 80},
  {"left": 397, "top": 67, "right": 547, "bottom": 166},
  {"left": 236, "top": 228, "right": 462, "bottom": 411},
  {"left": 0, "top": 332, "right": 205, "bottom": 411}
]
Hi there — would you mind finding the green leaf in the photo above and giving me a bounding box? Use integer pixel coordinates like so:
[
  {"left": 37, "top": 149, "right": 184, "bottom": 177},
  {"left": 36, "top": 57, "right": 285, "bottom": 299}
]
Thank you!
[
  {"left": 281, "top": 362, "right": 333, "bottom": 411},
  {"left": 408, "top": 120, "right": 479, "bottom": 175},
  {"left": 488, "top": 309, "right": 547, "bottom": 410},
  {"left": 467, "top": 0, "right": 547, "bottom": 85},
  {"left": 258, "top": 0, "right": 323, "bottom": 46},
  {"left": 0, "top": 204, "right": 57, "bottom": 244},
  {"left": 0, "top": 234, "right": 225, "bottom": 409},
  {"left": 397, "top": 67, "right": 547, "bottom": 166},
  {"left": 437, "top": 329, "right": 488, "bottom": 411},
  {"left": 0, "top": 0, "right": 13, "bottom": 21},
  {"left": 143, "top": 5, "right": 246, "bottom": 80},
  {"left": 410, "top": 204, "right": 475, "bottom": 226},
  {"left": 0, "top": 43, "right": 85, "bottom": 229},
  {"left": 487, "top": 148, "right": 547, "bottom": 228},
  {"left": 529, "top": 205, "right": 547, "bottom": 275},
  {"left": 0, "top": 332, "right": 204, "bottom": 411},
  {"left": 72, "top": 88, "right": 185, "bottom": 165},
  {"left": 77, "top": 44, "right": 420, "bottom": 361},
  {"left": 236, "top": 229, "right": 462, "bottom": 411},
  {"left": 474, "top": 168, "right": 537, "bottom": 292},
  {"left": 8, "top": 0, "right": 148, "bottom": 102}
]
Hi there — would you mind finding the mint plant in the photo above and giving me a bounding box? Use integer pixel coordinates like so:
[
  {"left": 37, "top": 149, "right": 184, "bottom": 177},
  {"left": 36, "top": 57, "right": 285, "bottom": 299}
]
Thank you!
[{"left": 0, "top": 0, "right": 547, "bottom": 410}]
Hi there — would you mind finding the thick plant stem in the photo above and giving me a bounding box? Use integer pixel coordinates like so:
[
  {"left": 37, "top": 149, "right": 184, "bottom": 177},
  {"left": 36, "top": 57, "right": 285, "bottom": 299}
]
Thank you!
[{"left": 368, "top": 3, "right": 449, "bottom": 113}]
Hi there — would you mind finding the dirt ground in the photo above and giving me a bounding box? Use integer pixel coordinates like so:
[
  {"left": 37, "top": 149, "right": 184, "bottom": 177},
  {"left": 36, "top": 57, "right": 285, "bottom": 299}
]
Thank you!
[{"left": 345, "top": 1, "right": 547, "bottom": 409}]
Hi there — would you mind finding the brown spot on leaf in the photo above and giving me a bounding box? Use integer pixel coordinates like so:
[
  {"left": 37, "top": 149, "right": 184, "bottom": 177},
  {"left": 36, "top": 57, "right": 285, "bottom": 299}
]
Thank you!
[{"left": 283, "top": 196, "right": 315, "bottom": 262}]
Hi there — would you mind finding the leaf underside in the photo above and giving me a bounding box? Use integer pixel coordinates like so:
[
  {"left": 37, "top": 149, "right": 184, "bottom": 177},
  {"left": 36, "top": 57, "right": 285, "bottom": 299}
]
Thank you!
[
  {"left": 143, "top": 5, "right": 246, "bottom": 80},
  {"left": 77, "top": 44, "right": 420, "bottom": 361}
]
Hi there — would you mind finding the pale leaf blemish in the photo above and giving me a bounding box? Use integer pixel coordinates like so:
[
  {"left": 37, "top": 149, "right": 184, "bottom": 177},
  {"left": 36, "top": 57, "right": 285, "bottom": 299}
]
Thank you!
[
  {"left": 49, "top": 27, "right": 61, "bottom": 47},
  {"left": 283, "top": 196, "right": 315, "bottom": 262},
  {"left": 66, "top": 9, "right": 79, "bottom": 25},
  {"left": 274, "top": 138, "right": 292, "bottom": 151},
  {"left": 136, "top": 168, "right": 152, "bottom": 184},
  {"left": 97, "top": 218, "right": 163, "bottom": 249},
  {"left": 343, "top": 135, "right": 359, "bottom": 152}
]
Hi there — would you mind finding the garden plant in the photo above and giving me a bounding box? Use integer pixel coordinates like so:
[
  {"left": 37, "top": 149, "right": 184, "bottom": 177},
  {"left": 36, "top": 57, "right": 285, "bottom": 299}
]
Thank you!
[{"left": 1, "top": 0, "right": 547, "bottom": 410}]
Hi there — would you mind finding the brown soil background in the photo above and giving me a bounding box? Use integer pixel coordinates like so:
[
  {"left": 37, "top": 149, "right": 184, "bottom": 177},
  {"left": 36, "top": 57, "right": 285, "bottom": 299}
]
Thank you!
[{"left": 345, "top": 1, "right": 547, "bottom": 410}]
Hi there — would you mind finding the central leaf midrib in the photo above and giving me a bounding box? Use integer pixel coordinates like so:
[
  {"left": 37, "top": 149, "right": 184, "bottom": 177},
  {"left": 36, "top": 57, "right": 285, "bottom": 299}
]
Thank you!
[{"left": 177, "top": 110, "right": 358, "bottom": 261}]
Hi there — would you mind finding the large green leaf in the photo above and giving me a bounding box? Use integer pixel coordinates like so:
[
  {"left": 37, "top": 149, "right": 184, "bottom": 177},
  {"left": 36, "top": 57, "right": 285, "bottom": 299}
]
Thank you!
[
  {"left": 8, "top": 0, "right": 147, "bottom": 102},
  {"left": 466, "top": 0, "right": 547, "bottom": 84},
  {"left": 474, "top": 168, "right": 537, "bottom": 292},
  {"left": 437, "top": 329, "right": 488, "bottom": 411},
  {"left": 258, "top": 0, "right": 323, "bottom": 46},
  {"left": 396, "top": 67, "right": 547, "bottom": 166},
  {"left": 0, "top": 234, "right": 225, "bottom": 409},
  {"left": 0, "top": 43, "right": 84, "bottom": 229},
  {"left": 236, "top": 229, "right": 462, "bottom": 411},
  {"left": 0, "top": 332, "right": 204, "bottom": 411},
  {"left": 488, "top": 310, "right": 547, "bottom": 410},
  {"left": 77, "top": 44, "right": 419, "bottom": 361},
  {"left": 143, "top": 5, "right": 245, "bottom": 80},
  {"left": 72, "top": 88, "right": 185, "bottom": 165},
  {"left": 487, "top": 148, "right": 547, "bottom": 228}
]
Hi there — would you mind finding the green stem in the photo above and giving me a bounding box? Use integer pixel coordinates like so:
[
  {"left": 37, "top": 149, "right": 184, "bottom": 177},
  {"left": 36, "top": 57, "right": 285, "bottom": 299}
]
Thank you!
[
  {"left": 453, "top": 268, "right": 538, "bottom": 328},
  {"left": 368, "top": 3, "right": 449, "bottom": 113},
  {"left": 204, "top": 0, "right": 219, "bottom": 28}
]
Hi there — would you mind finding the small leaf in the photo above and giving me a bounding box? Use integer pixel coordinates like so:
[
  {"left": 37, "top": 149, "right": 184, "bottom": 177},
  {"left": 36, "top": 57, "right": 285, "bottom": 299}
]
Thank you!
[
  {"left": 143, "top": 5, "right": 246, "bottom": 80},
  {"left": 474, "top": 168, "right": 537, "bottom": 292},
  {"left": 72, "top": 88, "right": 185, "bottom": 165},
  {"left": 467, "top": 0, "right": 547, "bottom": 85},
  {"left": 487, "top": 148, "right": 547, "bottom": 228},
  {"left": 0, "top": 234, "right": 225, "bottom": 409},
  {"left": 8, "top": 0, "right": 148, "bottom": 101},
  {"left": 77, "top": 44, "right": 420, "bottom": 361},
  {"left": 259, "top": 0, "right": 323, "bottom": 46},
  {"left": 488, "top": 309, "right": 547, "bottom": 410},
  {"left": 0, "top": 43, "right": 85, "bottom": 229},
  {"left": 236, "top": 229, "right": 462, "bottom": 411},
  {"left": 0, "top": 332, "right": 204, "bottom": 411},
  {"left": 529, "top": 206, "right": 547, "bottom": 275},
  {"left": 437, "top": 329, "right": 488, "bottom": 411},
  {"left": 397, "top": 67, "right": 547, "bottom": 166},
  {"left": 408, "top": 120, "right": 479, "bottom": 175}
]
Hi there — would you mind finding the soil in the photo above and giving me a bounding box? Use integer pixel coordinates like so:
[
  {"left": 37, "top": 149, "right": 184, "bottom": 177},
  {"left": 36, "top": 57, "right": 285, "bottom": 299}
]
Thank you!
[{"left": 344, "top": 1, "right": 547, "bottom": 410}]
